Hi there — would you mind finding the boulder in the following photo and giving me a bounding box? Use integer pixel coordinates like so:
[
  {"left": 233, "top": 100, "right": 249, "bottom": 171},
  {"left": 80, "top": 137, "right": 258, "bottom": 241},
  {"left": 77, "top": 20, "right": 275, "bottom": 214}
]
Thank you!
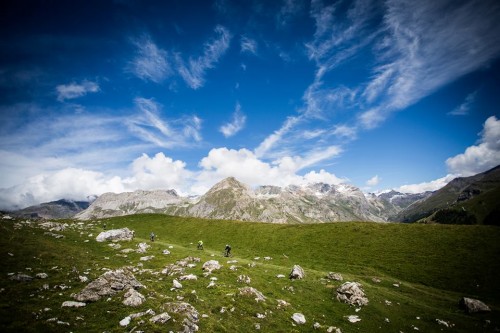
[
  {"left": 9, "top": 273, "right": 33, "bottom": 282},
  {"left": 96, "top": 228, "right": 134, "bottom": 242},
  {"left": 289, "top": 265, "right": 305, "bottom": 280},
  {"left": 136, "top": 242, "right": 150, "bottom": 253},
  {"left": 61, "top": 301, "right": 86, "bottom": 308},
  {"left": 179, "top": 274, "right": 198, "bottom": 281},
  {"left": 172, "top": 279, "right": 183, "bottom": 289},
  {"left": 73, "top": 268, "right": 143, "bottom": 302},
  {"left": 459, "top": 297, "right": 491, "bottom": 313},
  {"left": 123, "top": 288, "right": 145, "bottom": 306},
  {"left": 202, "top": 260, "right": 221, "bottom": 272},
  {"left": 326, "top": 272, "right": 343, "bottom": 281},
  {"left": 150, "top": 312, "right": 171, "bottom": 324},
  {"left": 336, "top": 282, "right": 368, "bottom": 306},
  {"left": 238, "top": 287, "right": 266, "bottom": 302},
  {"left": 291, "top": 313, "right": 306, "bottom": 324},
  {"left": 163, "top": 302, "right": 199, "bottom": 333}
]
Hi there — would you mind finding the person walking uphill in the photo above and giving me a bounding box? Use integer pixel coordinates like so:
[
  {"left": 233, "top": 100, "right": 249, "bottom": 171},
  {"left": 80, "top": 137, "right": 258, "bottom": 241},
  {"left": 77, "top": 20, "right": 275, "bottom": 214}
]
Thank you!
[
  {"left": 197, "top": 240, "right": 204, "bottom": 250},
  {"left": 224, "top": 244, "right": 231, "bottom": 257},
  {"left": 150, "top": 232, "right": 155, "bottom": 242}
]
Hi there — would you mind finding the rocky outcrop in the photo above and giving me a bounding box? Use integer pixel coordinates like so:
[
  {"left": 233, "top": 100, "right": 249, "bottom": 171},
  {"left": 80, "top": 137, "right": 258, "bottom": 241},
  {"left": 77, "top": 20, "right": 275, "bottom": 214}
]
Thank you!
[
  {"left": 202, "top": 260, "right": 221, "bottom": 272},
  {"left": 238, "top": 287, "right": 266, "bottom": 302},
  {"left": 163, "top": 302, "right": 200, "bottom": 332},
  {"left": 459, "top": 297, "right": 491, "bottom": 313},
  {"left": 96, "top": 228, "right": 134, "bottom": 242},
  {"left": 336, "top": 282, "right": 368, "bottom": 306},
  {"left": 73, "top": 268, "right": 143, "bottom": 302},
  {"left": 122, "top": 288, "right": 145, "bottom": 306},
  {"left": 289, "top": 265, "right": 305, "bottom": 279}
]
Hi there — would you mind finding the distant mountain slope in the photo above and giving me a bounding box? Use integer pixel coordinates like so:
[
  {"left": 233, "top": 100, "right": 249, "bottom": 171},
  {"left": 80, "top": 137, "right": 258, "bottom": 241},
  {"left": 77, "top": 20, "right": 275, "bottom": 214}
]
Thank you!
[
  {"left": 76, "top": 177, "right": 426, "bottom": 223},
  {"left": 75, "top": 190, "right": 188, "bottom": 220},
  {"left": 13, "top": 199, "right": 91, "bottom": 219},
  {"left": 394, "top": 165, "right": 500, "bottom": 224}
]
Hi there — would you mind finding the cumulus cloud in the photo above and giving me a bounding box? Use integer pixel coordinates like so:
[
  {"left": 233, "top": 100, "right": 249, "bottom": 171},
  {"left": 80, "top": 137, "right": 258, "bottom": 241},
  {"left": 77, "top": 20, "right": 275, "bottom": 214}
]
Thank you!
[
  {"left": 56, "top": 80, "right": 99, "bottom": 101},
  {"left": 396, "top": 174, "right": 458, "bottom": 194},
  {"left": 194, "top": 147, "right": 344, "bottom": 194},
  {"left": 219, "top": 103, "right": 246, "bottom": 137},
  {"left": 446, "top": 116, "right": 500, "bottom": 175},
  {"left": 175, "top": 25, "right": 231, "bottom": 89},
  {"left": 129, "top": 35, "right": 171, "bottom": 83},
  {"left": 448, "top": 91, "right": 477, "bottom": 116},
  {"left": 366, "top": 175, "right": 380, "bottom": 186}
]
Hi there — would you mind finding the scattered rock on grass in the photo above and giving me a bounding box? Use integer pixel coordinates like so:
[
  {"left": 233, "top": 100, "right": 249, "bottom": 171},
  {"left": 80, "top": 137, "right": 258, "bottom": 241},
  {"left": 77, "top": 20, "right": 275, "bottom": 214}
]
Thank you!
[
  {"left": 123, "top": 288, "right": 145, "bottom": 306},
  {"left": 237, "top": 275, "right": 251, "bottom": 284},
  {"left": 238, "top": 287, "right": 266, "bottom": 302},
  {"left": 336, "top": 282, "right": 368, "bottom": 306},
  {"left": 10, "top": 273, "right": 33, "bottom": 282},
  {"left": 291, "top": 313, "right": 306, "bottom": 324},
  {"left": 459, "top": 297, "right": 491, "bottom": 313},
  {"left": 347, "top": 315, "right": 361, "bottom": 323},
  {"left": 289, "top": 265, "right": 305, "bottom": 280},
  {"left": 150, "top": 312, "right": 171, "bottom": 324},
  {"left": 202, "top": 260, "right": 221, "bottom": 272},
  {"left": 73, "top": 268, "right": 143, "bottom": 302},
  {"left": 61, "top": 301, "right": 86, "bottom": 308},
  {"left": 96, "top": 228, "right": 134, "bottom": 242},
  {"left": 326, "top": 272, "right": 343, "bottom": 281}
]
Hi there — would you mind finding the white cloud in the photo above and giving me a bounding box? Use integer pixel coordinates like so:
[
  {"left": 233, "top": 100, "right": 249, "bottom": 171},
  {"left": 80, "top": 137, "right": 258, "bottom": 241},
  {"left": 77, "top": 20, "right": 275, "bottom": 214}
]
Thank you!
[
  {"left": 127, "top": 97, "right": 202, "bottom": 148},
  {"left": 254, "top": 116, "right": 302, "bottom": 158},
  {"left": 56, "top": 80, "right": 99, "bottom": 101},
  {"left": 358, "top": 0, "right": 500, "bottom": 128},
  {"left": 446, "top": 116, "right": 500, "bottom": 175},
  {"left": 129, "top": 35, "right": 171, "bottom": 83},
  {"left": 240, "top": 36, "right": 258, "bottom": 55},
  {"left": 396, "top": 174, "right": 458, "bottom": 194},
  {"left": 175, "top": 25, "right": 231, "bottom": 89},
  {"left": 332, "top": 125, "right": 357, "bottom": 140},
  {"left": 448, "top": 91, "right": 477, "bottom": 116},
  {"left": 366, "top": 175, "right": 380, "bottom": 186},
  {"left": 195, "top": 147, "right": 344, "bottom": 194},
  {"left": 219, "top": 103, "right": 246, "bottom": 137}
]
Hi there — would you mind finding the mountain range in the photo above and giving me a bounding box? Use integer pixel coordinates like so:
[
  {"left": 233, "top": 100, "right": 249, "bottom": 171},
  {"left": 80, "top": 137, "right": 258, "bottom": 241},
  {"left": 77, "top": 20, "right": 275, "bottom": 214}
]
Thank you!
[
  {"left": 10, "top": 165, "right": 499, "bottom": 224},
  {"left": 74, "top": 177, "right": 428, "bottom": 223}
]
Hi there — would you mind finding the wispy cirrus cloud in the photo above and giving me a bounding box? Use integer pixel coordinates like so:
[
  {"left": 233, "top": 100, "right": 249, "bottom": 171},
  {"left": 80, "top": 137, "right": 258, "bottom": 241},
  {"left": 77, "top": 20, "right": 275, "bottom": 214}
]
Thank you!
[
  {"left": 129, "top": 35, "right": 172, "bottom": 83},
  {"left": 240, "top": 36, "right": 258, "bottom": 55},
  {"left": 127, "top": 97, "right": 202, "bottom": 148},
  {"left": 277, "top": 0, "right": 303, "bottom": 27},
  {"left": 219, "top": 102, "right": 246, "bottom": 138},
  {"left": 175, "top": 25, "right": 231, "bottom": 89},
  {"left": 448, "top": 91, "right": 478, "bottom": 116},
  {"left": 358, "top": 0, "right": 500, "bottom": 128},
  {"left": 56, "top": 80, "right": 99, "bottom": 101}
]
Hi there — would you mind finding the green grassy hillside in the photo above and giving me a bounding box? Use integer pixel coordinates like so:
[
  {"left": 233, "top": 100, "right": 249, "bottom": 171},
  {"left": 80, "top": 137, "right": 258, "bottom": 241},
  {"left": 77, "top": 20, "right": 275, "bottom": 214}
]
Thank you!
[{"left": 1, "top": 215, "right": 499, "bottom": 332}]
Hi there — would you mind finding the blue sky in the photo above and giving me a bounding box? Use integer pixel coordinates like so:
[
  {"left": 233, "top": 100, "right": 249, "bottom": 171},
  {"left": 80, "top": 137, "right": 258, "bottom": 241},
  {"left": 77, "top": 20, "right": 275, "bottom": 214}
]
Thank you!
[{"left": 1, "top": 0, "right": 500, "bottom": 209}]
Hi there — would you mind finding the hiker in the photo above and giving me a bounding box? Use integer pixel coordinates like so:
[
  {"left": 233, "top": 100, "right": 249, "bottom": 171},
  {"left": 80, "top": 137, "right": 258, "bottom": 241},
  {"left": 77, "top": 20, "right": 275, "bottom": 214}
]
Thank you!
[
  {"left": 224, "top": 244, "right": 231, "bottom": 257},
  {"left": 197, "top": 240, "right": 204, "bottom": 250},
  {"left": 150, "top": 232, "right": 155, "bottom": 242},
  {"left": 103, "top": 223, "right": 106, "bottom": 230}
]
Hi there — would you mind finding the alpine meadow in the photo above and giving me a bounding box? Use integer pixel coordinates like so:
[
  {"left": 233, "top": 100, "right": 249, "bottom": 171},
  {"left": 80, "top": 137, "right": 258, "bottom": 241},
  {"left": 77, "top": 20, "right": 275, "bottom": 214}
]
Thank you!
[{"left": 1, "top": 1, "right": 500, "bottom": 332}]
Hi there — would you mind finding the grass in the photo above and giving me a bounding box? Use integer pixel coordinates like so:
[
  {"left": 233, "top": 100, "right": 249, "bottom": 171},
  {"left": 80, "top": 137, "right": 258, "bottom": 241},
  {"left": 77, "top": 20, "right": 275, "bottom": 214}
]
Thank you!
[{"left": 1, "top": 214, "right": 499, "bottom": 332}]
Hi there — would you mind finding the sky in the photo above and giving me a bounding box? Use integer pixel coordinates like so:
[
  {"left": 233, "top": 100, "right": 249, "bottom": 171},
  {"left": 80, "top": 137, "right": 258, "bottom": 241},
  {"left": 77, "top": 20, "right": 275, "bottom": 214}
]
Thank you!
[{"left": 1, "top": 0, "right": 500, "bottom": 209}]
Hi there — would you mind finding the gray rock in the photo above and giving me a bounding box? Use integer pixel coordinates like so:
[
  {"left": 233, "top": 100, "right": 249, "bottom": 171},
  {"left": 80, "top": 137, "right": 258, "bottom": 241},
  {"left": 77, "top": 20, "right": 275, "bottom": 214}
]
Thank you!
[
  {"left": 459, "top": 297, "right": 491, "bottom": 313},
  {"left": 10, "top": 273, "right": 33, "bottom": 282},
  {"left": 179, "top": 274, "right": 198, "bottom": 281},
  {"left": 172, "top": 279, "right": 183, "bottom": 289},
  {"left": 202, "top": 260, "right": 221, "bottom": 272},
  {"left": 237, "top": 275, "right": 251, "bottom": 284},
  {"left": 162, "top": 264, "right": 185, "bottom": 276},
  {"left": 39, "top": 222, "right": 67, "bottom": 231},
  {"left": 336, "top": 282, "right": 368, "bottom": 306},
  {"left": 326, "top": 272, "right": 343, "bottom": 281},
  {"left": 36, "top": 273, "right": 48, "bottom": 279},
  {"left": 123, "top": 288, "right": 145, "bottom": 307},
  {"left": 238, "top": 287, "right": 266, "bottom": 302},
  {"left": 136, "top": 242, "right": 150, "bottom": 253},
  {"left": 119, "top": 316, "right": 131, "bottom": 327},
  {"left": 73, "top": 268, "right": 143, "bottom": 302},
  {"left": 289, "top": 265, "right": 305, "bottom": 280},
  {"left": 95, "top": 228, "right": 134, "bottom": 242},
  {"left": 291, "top": 313, "right": 306, "bottom": 324},
  {"left": 163, "top": 302, "right": 199, "bottom": 332},
  {"left": 61, "top": 301, "right": 86, "bottom": 308},
  {"left": 150, "top": 312, "right": 171, "bottom": 324}
]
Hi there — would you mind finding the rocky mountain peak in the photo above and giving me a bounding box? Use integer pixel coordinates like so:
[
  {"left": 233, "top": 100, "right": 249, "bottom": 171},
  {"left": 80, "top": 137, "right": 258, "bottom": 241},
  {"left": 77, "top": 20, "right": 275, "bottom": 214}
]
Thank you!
[{"left": 206, "top": 177, "right": 250, "bottom": 193}]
